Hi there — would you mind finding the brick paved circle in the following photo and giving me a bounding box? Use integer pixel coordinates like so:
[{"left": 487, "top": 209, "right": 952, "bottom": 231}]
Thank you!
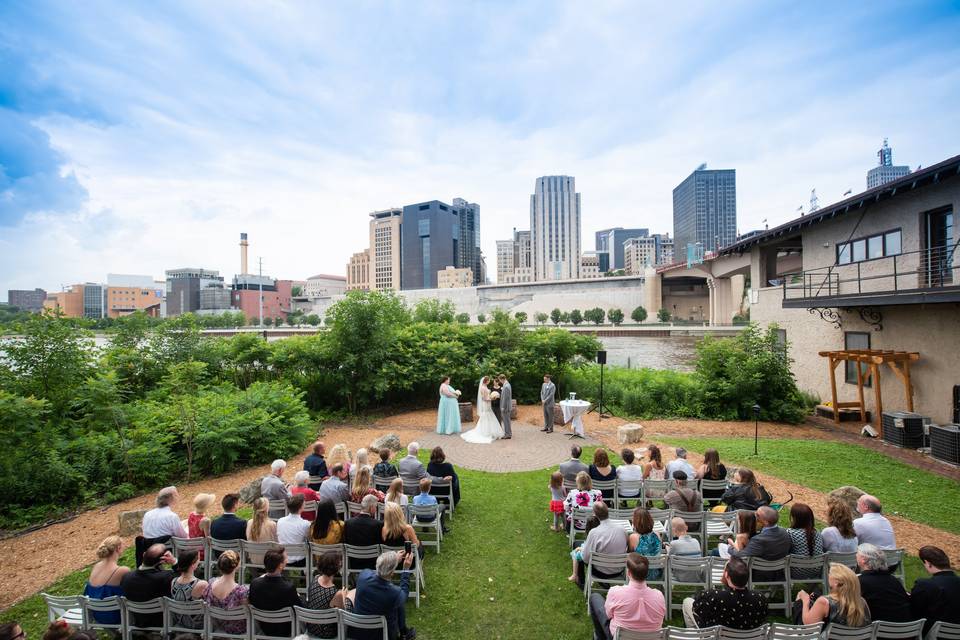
[{"left": 416, "top": 420, "right": 598, "bottom": 473}]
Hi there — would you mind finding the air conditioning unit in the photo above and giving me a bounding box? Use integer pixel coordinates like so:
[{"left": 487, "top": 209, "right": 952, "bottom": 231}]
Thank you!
[{"left": 930, "top": 424, "right": 960, "bottom": 465}]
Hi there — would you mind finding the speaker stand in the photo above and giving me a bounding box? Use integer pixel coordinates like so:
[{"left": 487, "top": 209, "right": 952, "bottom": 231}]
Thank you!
[{"left": 587, "top": 361, "right": 614, "bottom": 420}]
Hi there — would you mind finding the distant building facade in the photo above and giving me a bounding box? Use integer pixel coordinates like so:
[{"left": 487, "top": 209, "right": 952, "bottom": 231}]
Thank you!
[
  {"left": 303, "top": 274, "right": 347, "bottom": 298},
  {"left": 580, "top": 253, "right": 601, "bottom": 279},
  {"left": 401, "top": 200, "right": 460, "bottom": 290},
  {"left": 165, "top": 268, "right": 224, "bottom": 316},
  {"left": 531, "top": 176, "right": 581, "bottom": 281},
  {"left": 496, "top": 239, "right": 515, "bottom": 283},
  {"left": 453, "top": 198, "right": 482, "bottom": 286},
  {"left": 673, "top": 165, "right": 737, "bottom": 256},
  {"left": 347, "top": 250, "right": 370, "bottom": 291},
  {"left": 369, "top": 208, "right": 403, "bottom": 291},
  {"left": 655, "top": 233, "right": 675, "bottom": 265},
  {"left": 623, "top": 236, "right": 658, "bottom": 274},
  {"left": 866, "top": 139, "right": 911, "bottom": 189},
  {"left": 231, "top": 275, "right": 291, "bottom": 322},
  {"left": 596, "top": 228, "right": 649, "bottom": 271},
  {"left": 437, "top": 266, "right": 474, "bottom": 288},
  {"left": 7, "top": 288, "right": 46, "bottom": 311}
]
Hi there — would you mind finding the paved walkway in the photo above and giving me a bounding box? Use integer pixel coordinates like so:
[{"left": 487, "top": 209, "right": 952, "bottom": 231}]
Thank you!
[{"left": 417, "top": 420, "right": 597, "bottom": 472}]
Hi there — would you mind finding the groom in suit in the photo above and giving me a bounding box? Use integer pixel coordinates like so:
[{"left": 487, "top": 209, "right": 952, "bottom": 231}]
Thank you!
[
  {"left": 540, "top": 374, "right": 556, "bottom": 433},
  {"left": 497, "top": 374, "right": 512, "bottom": 439}
]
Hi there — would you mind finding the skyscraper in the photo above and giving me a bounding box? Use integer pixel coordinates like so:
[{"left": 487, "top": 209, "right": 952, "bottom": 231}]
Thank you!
[
  {"left": 496, "top": 238, "right": 515, "bottom": 283},
  {"left": 530, "top": 176, "right": 581, "bottom": 281},
  {"left": 369, "top": 208, "right": 403, "bottom": 291},
  {"left": 400, "top": 200, "right": 461, "bottom": 290},
  {"left": 452, "top": 197, "right": 482, "bottom": 286},
  {"left": 672, "top": 165, "right": 736, "bottom": 257},
  {"left": 866, "top": 139, "right": 910, "bottom": 189},
  {"left": 595, "top": 227, "right": 650, "bottom": 271}
]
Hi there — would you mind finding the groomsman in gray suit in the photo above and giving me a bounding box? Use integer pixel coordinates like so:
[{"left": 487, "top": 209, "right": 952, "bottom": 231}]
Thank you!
[
  {"left": 497, "top": 374, "right": 512, "bottom": 439},
  {"left": 540, "top": 374, "right": 556, "bottom": 433}
]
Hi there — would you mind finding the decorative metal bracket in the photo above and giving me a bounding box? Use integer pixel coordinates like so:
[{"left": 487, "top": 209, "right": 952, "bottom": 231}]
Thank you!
[
  {"left": 854, "top": 307, "right": 883, "bottom": 331},
  {"left": 808, "top": 307, "right": 843, "bottom": 329}
]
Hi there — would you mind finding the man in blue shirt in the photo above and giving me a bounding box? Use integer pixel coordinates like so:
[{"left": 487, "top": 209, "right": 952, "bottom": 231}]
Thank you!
[{"left": 353, "top": 550, "right": 416, "bottom": 640}]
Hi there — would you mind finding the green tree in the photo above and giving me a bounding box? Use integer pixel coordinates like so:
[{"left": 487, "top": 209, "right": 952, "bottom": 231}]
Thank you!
[
  {"left": 161, "top": 361, "right": 208, "bottom": 482},
  {"left": 570, "top": 309, "right": 583, "bottom": 325},
  {"left": 657, "top": 308, "right": 671, "bottom": 322},
  {"left": 631, "top": 306, "right": 648, "bottom": 323},
  {"left": 514, "top": 311, "right": 528, "bottom": 324},
  {"left": 305, "top": 314, "right": 321, "bottom": 326},
  {"left": 413, "top": 299, "right": 456, "bottom": 323},
  {"left": 550, "top": 308, "right": 562, "bottom": 325},
  {"left": 584, "top": 307, "right": 605, "bottom": 325},
  {"left": 477, "top": 313, "right": 486, "bottom": 324},
  {"left": 608, "top": 308, "right": 624, "bottom": 325},
  {"left": 560, "top": 311, "right": 571, "bottom": 324},
  {"left": 535, "top": 312, "right": 548, "bottom": 325},
  {"left": 264, "top": 317, "right": 273, "bottom": 326},
  {"left": 456, "top": 312, "right": 470, "bottom": 324},
  {"left": 73, "top": 370, "right": 133, "bottom": 483},
  {"left": 291, "top": 285, "right": 303, "bottom": 297}
]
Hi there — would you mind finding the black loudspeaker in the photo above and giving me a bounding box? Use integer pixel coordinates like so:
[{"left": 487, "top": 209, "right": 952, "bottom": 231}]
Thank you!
[{"left": 597, "top": 350, "right": 607, "bottom": 365}]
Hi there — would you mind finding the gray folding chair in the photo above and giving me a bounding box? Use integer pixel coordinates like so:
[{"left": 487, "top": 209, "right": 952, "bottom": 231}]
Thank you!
[
  {"left": 340, "top": 610, "right": 389, "bottom": 640},
  {"left": 301, "top": 500, "right": 318, "bottom": 521},
  {"left": 267, "top": 499, "right": 288, "bottom": 520},
  {"left": 207, "top": 604, "right": 252, "bottom": 640},
  {"left": 373, "top": 475, "right": 394, "bottom": 493},
  {"left": 667, "top": 627, "right": 721, "bottom": 640},
  {"left": 768, "top": 623, "right": 823, "bottom": 640},
  {"left": 309, "top": 542, "right": 346, "bottom": 589},
  {"left": 927, "top": 622, "right": 960, "bottom": 640},
  {"left": 668, "top": 556, "right": 713, "bottom": 616},
  {"left": 719, "top": 625, "right": 769, "bottom": 640},
  {"left": 334, "top": 501, "right": 347, "bottom": 521},
  {"left": 344, "top": 544, "right": 381, "bottom": 586},
  {"left": 827, "top": 551, "right": 858, "bottom": 572},
  {"left": 700, "top": 479, "right": 730, "bottom": 506},
  {"left": 704, "top": 512, "right": 737, "bottom": 550},
  {"left": 346, "top": 500, "right": 366, "bottom": 519},
  {"left": 249, "top": 606, "right": 295, "bottom": 640},
  {"left": 674, "top": 511, "right": 706, "bottom": 549},
  {"left": 609, "top": 507, "right": 638, "bottom": 521},
  {"left": 280, "top": 542, "right": 311, "bottom": 595},
  {"left": 615, "top": 629, "right": 667, "bottom": 640},
  {"left": 645, "top": 554, "right": 670, "bottom": 603},
  {"left": 824, "top": 623, "right": 877, "bottom": 640},
  {"left": 172, "top": 535, "right": 211, "bottom": 579},
  {"left": 401, "top": 480, "right": 420, "bottom": 497},
  {"left": 748, "top": 557, "right": 791, "bottom": 615},
  {"left": 293, "top": 605, "right": 339, "bottom": 639},
  {"left": 42, "top": 594, "right": 85, "bottom": 627},
  {"left": 410, "top": 503, "right": 444, "bottom": 553},
  {"left": 875, "top": 620, "right": 925, "bottom": 640},
  {"left": 121, "top": 597, "right": 165, "bottom": 640},
  {"left": 649, "top": 508, "right": 674, "bottom": 541},
  {"left": 568, "top": 506, "right": 593, "bottom": 548},
  {"left": 616, "top": 479, "right": 645, "bottom": 509},
  {"left": 884, "top": 549, "right": 906, "bottom": 586},
  {"left": 210, "top": 538, "right": 244, "bottom": 579},
  {"left": 593, "top": 478, "right": 618, "bottom": 504},
  {"left": 562, "top": 478, "right": 578, "bottom": 495},
  {"left": 431, "top": 478, "right": 456, "bottom": 519},
  {"left": 788, "top": 554, "right": 828, "bottom": 596},
  {"left": 241, "top": 541, "right": 277, "bottom": 583},
  {"left": 163, "top": 597, "right": 206, "bottom": 637},
  {"left": 82, "top": 596, "right": 124, "bottom": 637},
  {"left": 583, "top": 552, "right": 628, "bottom": 609},
  {"left": 644, "top": 479, "right": 674, "bottom": 506}
]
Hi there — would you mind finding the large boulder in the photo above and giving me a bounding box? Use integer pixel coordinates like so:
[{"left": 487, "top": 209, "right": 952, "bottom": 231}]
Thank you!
[
  {"left": 458, "top": 402, "right": 474, "bottom": 423},
  {"left": 829, "top": 485, "right": 866, "bottom": 515},
  {"left": 370, "top": 433, "right": 402, "bottom": 455},
  {"left": 510, "top": 399, "right": 518, "bottom": 420},
  {"left": 553, "top": 404, "right": 565, "bottom": 426},
  {"left": 239, "top": 477, "right": 263, "bottom": 504},
  {"left": 118, "top": 509, "right": 148, "bottom": 536},
  {"left": 618, "top": 423, "right": 645, "bottom": 445}
]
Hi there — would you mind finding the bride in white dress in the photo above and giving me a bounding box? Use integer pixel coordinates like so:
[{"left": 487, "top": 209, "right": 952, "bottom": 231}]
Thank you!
[{"left": 460, "top": 376, "right": 505, "bottom": 444}]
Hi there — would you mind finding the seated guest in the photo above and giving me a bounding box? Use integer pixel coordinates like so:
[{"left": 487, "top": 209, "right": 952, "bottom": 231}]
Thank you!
[
  {"left": 141, "top": 486, "right": 187, "bottom": 564},
  {"left": 260, "top": 459, "right": 291, "bottom": 503},
  {"left": 730, "top": 506, "right": 791, "bottom": 580},
  {"left": 84, "top": 536, "right": 130, "bottom": 623},
  {"left": 720, "top": 468, "right": 772, "bottom": 511},
  {"left": 248, "top": 548, "right": 302, "bottom": 637},
  {"left": 373, "top": 449, "right": 399, "bottom": 479},
  {"left": 666, "top": 448, "right": 696, "bottom": 480},
  {"left": 310, "top": 498, "right": 345, "bottom": 545},
  {"left": 350, "top": 466, "right": 386, "bottom": 503},
  {"left": 725, "top": 510, "right": 759, "bottom": 553},
  {"left": 328, "top": 444, "right": 353, "bottom": 477},
  {"left": 616, "top": 448, "right": 644, "bottom": 502},
  {"left": 350, "top": 448, "right": 373, "bottom": 484},
  {"left": 385, "top": 478, "right": 409, "bottom": 507},
  {"left": 319, "top": 464, "right": 351, "bottom": 504},
  {"left": 589, "top": 553, "right": 666, "bottom": 640},
  {"left": 911, "top": 545, "right": 960, "bottom": 635},
  {"left": 187, "top": 493, "right": 215, "bottom": 542},
  {"left": 210, "top": 493, "right": 247, "bottom": 542},
  {"left": 696, "top": 448, "right": 727, "bottom": 506},
  {"left": 121, "top": 543, "right": 176, "bottom": 629},
  {"left": 202, "top": 551, "right": 249, "bottom": 633},
  {"left": 560, "top": 445, "right": 589, "bottom": 484},
  {"left": 0, "top": 624, "right": 24, "bottom": 640},
  {"left": 821, "top": 497, "right": 859, "bottom": 553},
  {"left": 664, "top": 471, "right": 703, "bottom": 522},
  {"left": 303, "top": 440, "right": 328, "bottom": 489},
  {"left": 570, "top": 501, "right": 627, "bottom": 585},
  {"left": 788, "top": 503, "right": 824, "bottom": 578},
  {"left": 42, "top": 621, "right": 92, "bottom": 640},
  {"left": 426, "top": 446, "right": 460, "bottom": 506},
  {"left": 683, "top": 556, "right": 767, "bottom": 629},
  {"left": 589, "top": 448, "right": 617, "bottom": 501},
  {"left": 381, "top": 502, "right": 422, "bottom": 556},
  {"left": 170, "top": 550, "right": 208, "bottom": 630},
  {"left": 667, "top": 517, "right": 701, "bottom": 557},
  {"left": 628, "top": 507, "right": 663, "bottom": 579},
  {"left": 856, "top": 543, "right": 912, "bottom": 622},
  {"left": 797, "top": 563, "right": 871, "bottom": 627},
  {"left": 307, "top": 552, "right": 351, "bottom": 639},
  {"left": 291, "top": 471, "right": 321, "bottom": 521},
  {"left": 344, "top": 495, "right": 383, "bottom": 569},
  {"left": 245, "top": 497, "right": 278, "bottom": 545},
  {"left": 563, "top": 471, "right": 604, "bottom": 530},
  {"left": 854, "top": 494, "right": 896, "bottom": 549},
  {"left": 412, "top": 477, "right": 440, "bottom": 523},
  {"left": 352, "top": 550, "right": 416, "bottom": 640},
  {"left": 398, "top": 443, "right": 428, "bottom": 484},
  {"left": 643, "top": 445, "right": 668, "bottom": 502},
  {"left": 277, "top": 494, "right": 311, "bottom": 565}
]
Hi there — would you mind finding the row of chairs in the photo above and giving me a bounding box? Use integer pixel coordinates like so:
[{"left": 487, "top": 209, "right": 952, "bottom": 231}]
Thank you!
[
  {"left": 43, "top": 594, "right": 390, "bottom": 640},
  {"left": 614, "top": 620, "right": 960, "bottom": 640},
  {"left": 568, "top": 506, "right": 738, "bottom": 550},
  {"left": 583, "top": 550, "right": 907, "bottom": 617},
  {"left": 266, "top": 479, "right": 455, "bottom": 522},
  {"left": 563, "top": 476, "right": 730, "bottom": 508}
]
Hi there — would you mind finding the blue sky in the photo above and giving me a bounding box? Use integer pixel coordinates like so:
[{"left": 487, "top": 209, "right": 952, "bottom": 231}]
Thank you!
[{"left": 2, "top": 1, "right": 960, "bottom": 294}]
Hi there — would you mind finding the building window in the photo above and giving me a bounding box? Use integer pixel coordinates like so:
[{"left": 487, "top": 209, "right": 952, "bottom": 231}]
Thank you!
[
  {"left": 418, "top": 219, "right": 430, "bottom": 237},
  {"left": 836, "top": 228, "right": 901, "bottom": 265},
  {"left": 844, "top": 331, "right": 871, "bottom": 386}
]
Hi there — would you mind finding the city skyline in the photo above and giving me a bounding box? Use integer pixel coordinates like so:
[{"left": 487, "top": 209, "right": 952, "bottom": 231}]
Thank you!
[{"left": 3, "top": 2, "right": 960, "bottom": 294}]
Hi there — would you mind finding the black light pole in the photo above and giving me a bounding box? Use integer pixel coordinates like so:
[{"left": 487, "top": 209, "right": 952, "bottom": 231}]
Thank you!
[{"left": 753, "top": 404, "right": 761, "bottom": 455}]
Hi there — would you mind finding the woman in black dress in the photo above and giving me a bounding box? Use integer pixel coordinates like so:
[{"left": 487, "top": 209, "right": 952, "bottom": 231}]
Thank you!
[{"left": 426, "top": 446, "right": 460, "bottom": 505}]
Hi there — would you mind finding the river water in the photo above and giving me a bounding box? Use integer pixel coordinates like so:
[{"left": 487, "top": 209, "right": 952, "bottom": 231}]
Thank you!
[{"left": 596, "top": 335, "right": 700, "bottom": 371}]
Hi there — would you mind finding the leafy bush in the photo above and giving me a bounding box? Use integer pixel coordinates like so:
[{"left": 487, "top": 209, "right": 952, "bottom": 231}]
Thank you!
[
  {"left": 631, "top": 306, "right": 648, "bottom": 323},
  {"left": 608, "top": 308, "right": 624, "bottom": 325}
]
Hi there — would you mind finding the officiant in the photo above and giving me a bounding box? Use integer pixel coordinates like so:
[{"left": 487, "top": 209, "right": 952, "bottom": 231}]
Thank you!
[{"left": 491, "top": 377, "right": 503, "bottom": 423}]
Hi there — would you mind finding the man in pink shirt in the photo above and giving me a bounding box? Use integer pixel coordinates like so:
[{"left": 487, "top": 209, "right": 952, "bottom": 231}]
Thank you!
[{"left": 589, "top": 553, "right": 666, "bottom": 640}]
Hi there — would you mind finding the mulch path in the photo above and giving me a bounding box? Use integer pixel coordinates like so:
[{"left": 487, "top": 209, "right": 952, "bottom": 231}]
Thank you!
[{"left": 0, "top": 406, "right": 956, "bottom": 611}]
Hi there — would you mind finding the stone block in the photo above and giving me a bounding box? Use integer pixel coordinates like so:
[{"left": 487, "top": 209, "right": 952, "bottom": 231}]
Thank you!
[
  {"left": 829, "top": 485, "right": 866, "bottom": 515},
  {"left": 459, "top": 402, "right": 474, "bottom": 423},
  {"left": 510, "top": 399, "right": 518, "bottom": 420},
  {"left": 370, "top": 434, "right": 402, "bottom": 455},
  {"left": 554, "top": 404, "right": 565, "bottom": 426},
  {"left": 118, "top": 509, "right": 148, "bottom": 536},
  {"left": 617, "top": 423, "right": 645, "bottom": 445},
  {"left": 239, "top": 477, "right": 263, "bottom": 504}
]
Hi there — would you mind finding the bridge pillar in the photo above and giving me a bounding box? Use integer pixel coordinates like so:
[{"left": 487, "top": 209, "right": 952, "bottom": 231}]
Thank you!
[
  {"left": 708, "top": 276, "right": 734, "bottom": 325},
  {"left": 643, "top": 267, "right": 661, "bottom": 320}
]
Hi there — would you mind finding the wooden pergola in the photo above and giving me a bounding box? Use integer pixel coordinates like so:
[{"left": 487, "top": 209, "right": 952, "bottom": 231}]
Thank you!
[{"left": 818, "top": 349, "right": 920, "bottom": 433}]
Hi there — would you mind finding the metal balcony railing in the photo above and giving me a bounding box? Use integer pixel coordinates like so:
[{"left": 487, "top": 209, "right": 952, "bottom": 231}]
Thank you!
[{"left": 781, "top": 244, "right": 959, "bottom": 302}]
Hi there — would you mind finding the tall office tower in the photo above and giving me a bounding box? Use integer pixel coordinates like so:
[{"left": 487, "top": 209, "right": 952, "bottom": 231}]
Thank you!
[
  {"left": 165, "top": 268, "right": 225, "bottom": 315},
  {"left": 672, "top": 164, "right": 737, "bottom": 257},
  {"left": 496, "top": 238, "right": 515, "bottom": 283},
  {"left": 7, "top": 288, "right": 47, "bottom": 311},
  {"left": 866, "top": 139, "right": 911, "bottom": 189},
  {"left": 530, "top": 175, "right": 581, "bottom": 281},
  {"left": 346, "top": 250, "right": 370, "bottom": 291},
  {"left": 369, "top": 208, "right": 403, "bottom": 291},
  {"left": 400, "top": 200, "right": 461, "bottom": 290},
  {"left": 452, "top": 198, "right": 482, "bottom": 286},
  {"left": 513, "top": 229, "right": 532, "bottom": 271}
]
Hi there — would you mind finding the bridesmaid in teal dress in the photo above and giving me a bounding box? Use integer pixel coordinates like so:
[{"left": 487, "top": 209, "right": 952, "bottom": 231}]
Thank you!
[{"left": 436, "top": 376, "right": 462, "bottom": 434}]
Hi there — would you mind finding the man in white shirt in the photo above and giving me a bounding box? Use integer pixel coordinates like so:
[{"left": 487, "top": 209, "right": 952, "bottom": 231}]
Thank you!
[
  {"left": 142, "top": 486, "right": 187, "bottom": 539},
  {"left": 665, "top": 448, "right": 696, "bottom": 481},
  {"left": 854, "top": 494, "right": 897, "bottom": 549},
  {"left": 276, "top": 494, "right": 311, "bottom": 565}
]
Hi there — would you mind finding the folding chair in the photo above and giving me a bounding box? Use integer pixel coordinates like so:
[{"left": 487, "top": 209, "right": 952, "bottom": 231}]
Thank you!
[
  {"left": 346, "top": 500, "right": 366, "bottom": 519},
  {"left": 884, "top": 549, "right": 906, "bottom": 586},
  {"left": 376, "top": 501, "right": 411, "bottom": 522},
  {"left": 380, "top": 544, "right": 422, "bottom": 607},
  {"left": 431, "top": 478, "right": 456, "bottom": 519},
  {"left": 616, "top": 479, "right": 645, "bottom": 509},
  {"left": 824, "top": 623, "right": 877, "bottom": 640},
  {"left": 401, "top": 480, "right": 420, "bottom": 497},
  {"left": 700, "top": 479, "right": 729, "bottom": 506},
  {"left": 207, "top": 604, "right": 252, "bottom": 640},
  {"left": 615, "top": 629, "right": 667, "bottom": 640},
  {"left": 249, "top": 606, "right": 295, "bottom": 640},
  {"left": 649, "top": 508, "right": 674, "bottom": 541},
  {"left": 668, "top": 556, "right": 713, "bottom": 616},
  {"left": 583, "top": 552, "right": 628, "bottom": 610},
  {"left": 609, "top": 507, "right": 638, "bottom": 521},
  {"left": 301, "top": 500, "right": 318, "bottom": 521},
  {"left": 163, "top": 597, "right": 207, "bottom": 637},
  {"left": 667, "top": 627, "right": 721, "bottom": 640},
  {"left": 704, "top": 512, "right": 737, "bottom": 551},
  {"left": 768, "top": 623, "right": 823, "bottom": 640},
  {"left": 42, "top": 594, "right": 85, "bottom": 627},
  {"left": 241, "top": 541, "right": 278, "bottom": 584},
  {"left": 308, "top": 475, "right": 325, "bottom": 490},
  {"left": 266, "top": 499, "right": 287, "bottom": 520},
  {"left": 344, "top": 544, "right": 381, "bottom": 586},
  {"left": 334, "top": 501, "right": 347, "bottom": 521},
  {"left": 309, "top": 542, "right": 345, "bottom": 589},
  {"left": 562, "top": 478, "right": 578, "bottom": 495},
  {"left": 121, "top": 597, "right": 165, "bottom": 640},
  {"left": 340, "top": 610, "right": 389, "bottom": 640},
  {"left": 875, "top": 620, "right": 925, "bottom": 640},
  {"left": 279, "top": 542, "right": 311, "bottom": 595},
  {"left": 748, "top": 557, "right": 790, "bottom": 615},
  {"left": 172, "top": 536, "right": 211, "bottom": 579},
  {"left": 927, "top": 622, "right": 960, "bottom": 640},
  {"left": 410, "top": 504, "right": 443, "bottom": 554},
  {"left": 293, "top": 605, "right": 339, "bottom": 639},
  {"left": 788, "top": 554, "right": 828, "bottom": 596},
  {"left": 644, "top": 479, "right": 674, "bottom": 507},
  {"left": 719, "top": 625, "right": 769, "bottom": 640},
  {"left": 674, "top": 511, "right": 706, "bottom": 549},
  {"left": 645, "top": 554, "right": 670, "bottom": 603},
  {"left": 568, "top": 507, "right": 593, "bottom": 548},
  {"left": 373, "top": 475, "right": 394, "bottom": 493},
  {"left": 210, "top": 538, "right": 243, "bottom": 579},
  {"left": 827, "top": 551, "right": 858, "bottom": 572},
  {"left": 82, "top": 596, "right": 124, "bottom": 638},
  {"left": 593, "top": 478, "right": 618, "bottom": 504}
]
